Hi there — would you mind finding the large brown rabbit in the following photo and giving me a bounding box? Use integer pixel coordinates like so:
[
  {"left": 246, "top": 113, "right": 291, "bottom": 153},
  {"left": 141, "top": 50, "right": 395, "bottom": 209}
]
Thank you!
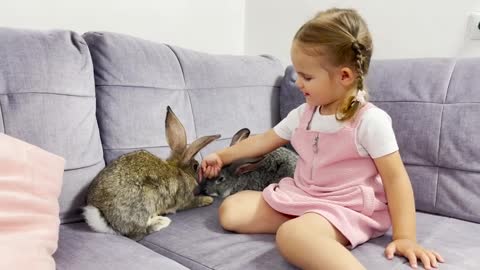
[{"left": 83, "top": 106, "right": 219, "bottom": 240}]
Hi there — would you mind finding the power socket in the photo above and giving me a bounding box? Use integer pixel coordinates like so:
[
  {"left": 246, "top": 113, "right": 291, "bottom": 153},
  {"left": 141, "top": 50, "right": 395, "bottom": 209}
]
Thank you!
[{"left": 469, "top": 12, "right": 480, "bottom": 40}]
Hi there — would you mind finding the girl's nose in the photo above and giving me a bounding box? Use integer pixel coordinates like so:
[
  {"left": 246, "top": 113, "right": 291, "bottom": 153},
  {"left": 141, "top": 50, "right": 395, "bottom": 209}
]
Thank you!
[{"left": 295, "top": 78, "right": 303, "bottom": 90}]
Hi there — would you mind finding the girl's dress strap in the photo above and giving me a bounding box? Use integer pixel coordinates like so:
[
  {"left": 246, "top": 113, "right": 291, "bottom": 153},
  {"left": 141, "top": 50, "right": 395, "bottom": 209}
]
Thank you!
[{"left": 299, "top": 104, "right": 317, "bottom": 130}]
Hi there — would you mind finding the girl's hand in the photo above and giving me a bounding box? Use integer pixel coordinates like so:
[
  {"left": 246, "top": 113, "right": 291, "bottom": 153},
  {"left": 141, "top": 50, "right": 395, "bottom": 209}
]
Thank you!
[
  {"left": 385, "top": 239, "right": 445, "bottom": 269},
  {"left": 201, "top": 153, "right": 223, "bottom": 179}
]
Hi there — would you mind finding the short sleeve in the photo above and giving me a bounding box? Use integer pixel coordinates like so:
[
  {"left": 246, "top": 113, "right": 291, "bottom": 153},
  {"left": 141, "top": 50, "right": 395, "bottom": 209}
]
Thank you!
[
  {"left": 357, "top": 107, "right": 399, "bottom": 159},
  {"left": 273, "top": 103, "right": 306, "bottom": 140}
]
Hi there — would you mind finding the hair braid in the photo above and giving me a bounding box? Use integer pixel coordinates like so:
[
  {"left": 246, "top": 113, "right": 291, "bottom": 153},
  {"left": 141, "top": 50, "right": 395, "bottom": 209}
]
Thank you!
[{"left": 352, "top": 41, "right": 366, "bottom": 92}]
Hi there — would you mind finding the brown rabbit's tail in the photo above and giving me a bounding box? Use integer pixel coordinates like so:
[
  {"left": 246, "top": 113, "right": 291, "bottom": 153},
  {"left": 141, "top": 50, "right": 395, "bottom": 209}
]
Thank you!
[{"left": 83, "top": 205, "right": 118, "bottom": 235}]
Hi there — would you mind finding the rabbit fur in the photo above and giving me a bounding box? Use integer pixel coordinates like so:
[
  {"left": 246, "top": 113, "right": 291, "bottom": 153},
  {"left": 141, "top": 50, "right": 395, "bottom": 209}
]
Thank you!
[
  {"left": 84, "top": 106, "right": 219, "bottom": 240},
  {"left": 200, "top": 128, "right": 298, "bottom": 198}
]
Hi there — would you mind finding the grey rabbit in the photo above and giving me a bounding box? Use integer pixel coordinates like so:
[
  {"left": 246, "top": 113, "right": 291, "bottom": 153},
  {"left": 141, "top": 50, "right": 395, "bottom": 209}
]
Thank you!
[
  {"left": 83, "top": 106, "right": 219, "bottom": 240},
  {"left": 200, "top": 128, "right": 298, "bottom": 198}
]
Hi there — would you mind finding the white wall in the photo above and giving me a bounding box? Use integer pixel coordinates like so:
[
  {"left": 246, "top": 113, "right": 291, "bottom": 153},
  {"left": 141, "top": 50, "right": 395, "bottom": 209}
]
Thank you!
[
  {"left": 245, "top": 0, "right": 480, "bottom": 66},
  {"left": 0, "top": 0, "right": 245, "bottom": 55},
  {"left": 1, "top": 0, "right": 479, "bottom": 63}
]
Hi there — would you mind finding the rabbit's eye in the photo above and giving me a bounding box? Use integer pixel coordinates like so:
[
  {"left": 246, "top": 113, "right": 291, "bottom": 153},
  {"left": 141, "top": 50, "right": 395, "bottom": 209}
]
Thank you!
[
  {"left": 193, "top": 163, "right": 199, "bottom": 171},
  {"left": 216, "top": 176, "right": 225, "bottom": 184}
]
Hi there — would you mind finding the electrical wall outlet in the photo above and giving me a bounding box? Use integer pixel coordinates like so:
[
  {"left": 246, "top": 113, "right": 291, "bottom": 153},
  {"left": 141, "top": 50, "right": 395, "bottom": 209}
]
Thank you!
[{"left": 469, "top": 12, "right": 480, "bottom": 40}]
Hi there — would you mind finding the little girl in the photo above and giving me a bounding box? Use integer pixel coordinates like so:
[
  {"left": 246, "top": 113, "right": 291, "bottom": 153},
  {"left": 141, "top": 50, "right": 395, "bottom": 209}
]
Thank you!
[{"left": 202, "top": 8, "right": 444, "bottom": 270}]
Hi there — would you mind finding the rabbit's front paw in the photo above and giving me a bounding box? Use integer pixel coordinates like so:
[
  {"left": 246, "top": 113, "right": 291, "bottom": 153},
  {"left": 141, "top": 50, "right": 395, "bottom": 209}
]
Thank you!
[
  {"left": 147, "top": 216, "right": 171, "bottom": 233},
  {"left": 191, "top": 195, "right": 214, "bottom": 208},
  {"left": 181, "top": 196, "right": 214, "bottom": 211},
  {"left": 198, "top": 195, "right": 214, "bottom": 206}
]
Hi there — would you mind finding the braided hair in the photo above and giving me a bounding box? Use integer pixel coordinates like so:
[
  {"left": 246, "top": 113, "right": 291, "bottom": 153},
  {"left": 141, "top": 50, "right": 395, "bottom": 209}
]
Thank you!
[{"left": 352, "top": 41, "right": 366, "bottom": 92}]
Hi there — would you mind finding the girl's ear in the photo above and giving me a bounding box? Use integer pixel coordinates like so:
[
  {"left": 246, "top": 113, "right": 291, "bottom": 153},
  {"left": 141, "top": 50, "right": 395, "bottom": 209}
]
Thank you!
[{"left": 338, "top": 67, "right": 356, "bottom": 87}]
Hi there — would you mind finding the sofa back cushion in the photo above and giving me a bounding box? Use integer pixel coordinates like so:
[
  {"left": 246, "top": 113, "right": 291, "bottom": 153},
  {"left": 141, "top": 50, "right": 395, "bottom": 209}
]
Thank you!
[
  {"left": 279, "top": 58, "right": 480, "bottom": 223},
  {"left": 0, "top": 28, "right": 105, "bottom": 223},
  {"left": 83, "top": 32, "right": 284, "bottom": 163}
]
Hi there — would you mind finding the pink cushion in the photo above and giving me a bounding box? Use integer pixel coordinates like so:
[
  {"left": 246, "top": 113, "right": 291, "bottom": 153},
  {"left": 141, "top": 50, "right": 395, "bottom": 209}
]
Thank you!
[{"left": 0, "top": 133, "right": 65, "bottom": 270}]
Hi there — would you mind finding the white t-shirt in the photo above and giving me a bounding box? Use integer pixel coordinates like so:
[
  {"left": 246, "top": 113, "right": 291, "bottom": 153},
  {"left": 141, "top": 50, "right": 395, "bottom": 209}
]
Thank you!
[{"left": 274, "top": 103, "right": 399, "bottom": 159}]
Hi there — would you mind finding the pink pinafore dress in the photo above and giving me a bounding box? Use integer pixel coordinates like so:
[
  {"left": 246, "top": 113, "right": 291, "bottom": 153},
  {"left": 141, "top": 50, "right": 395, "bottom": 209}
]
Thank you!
[{"left": 263, "top": 103, "right": 391, "bottom": 248}]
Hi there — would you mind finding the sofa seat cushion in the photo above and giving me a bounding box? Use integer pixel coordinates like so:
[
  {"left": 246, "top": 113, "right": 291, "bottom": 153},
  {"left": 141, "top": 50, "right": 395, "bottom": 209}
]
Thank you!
[
  {"left": 141, "top": 199, "right": 292, "bottom": 270},
  {"left": 140, "top": 199, "right": 479, "bottom": 270},
  {"left": 54, "top": 222, "right": 188, "bottom": 270}
]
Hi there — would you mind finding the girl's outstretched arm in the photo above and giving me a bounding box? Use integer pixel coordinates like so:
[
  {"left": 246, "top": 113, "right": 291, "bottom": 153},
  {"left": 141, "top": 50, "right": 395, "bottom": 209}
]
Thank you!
[
  {"left": 202, "top": 129, "right": 289, "bottom": 179},
  {"left": 374, "top": 151, "right": 445, "bottom": 269},
  {"left": 217, "top": 129, "right": 289, "bottom": 166}
]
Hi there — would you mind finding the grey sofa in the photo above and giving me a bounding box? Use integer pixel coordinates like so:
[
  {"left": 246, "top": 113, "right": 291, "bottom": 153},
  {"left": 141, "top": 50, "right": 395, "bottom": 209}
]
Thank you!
[{"left": 1, "top": 27, "right": 479, "bottom": 270}]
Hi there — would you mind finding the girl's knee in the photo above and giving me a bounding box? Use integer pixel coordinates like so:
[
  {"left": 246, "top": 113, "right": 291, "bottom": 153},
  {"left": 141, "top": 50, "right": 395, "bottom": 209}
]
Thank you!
[
  {"left": 218, "top": 191, "right": 276, "bottom": 233},
  {"left": 218, "top": 195, "right": 242, "bottom": 231},
  {"left": 276, "top": 218, "right": 324, "bottom": 247},
  {"left": 275, "top": 219, "right": 296, "bottom": 248}
]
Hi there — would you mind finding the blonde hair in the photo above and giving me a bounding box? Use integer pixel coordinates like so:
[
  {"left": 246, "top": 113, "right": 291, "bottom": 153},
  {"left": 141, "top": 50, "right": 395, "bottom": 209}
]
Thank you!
[{"left": 294, "top": 8, "right": 373, "bottom": 121}]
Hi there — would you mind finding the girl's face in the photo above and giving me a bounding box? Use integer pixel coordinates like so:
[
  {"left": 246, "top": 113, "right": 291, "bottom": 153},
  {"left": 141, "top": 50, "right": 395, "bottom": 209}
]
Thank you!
[{"left": 290, "top": 41, "right": 354, "bottom": 114}]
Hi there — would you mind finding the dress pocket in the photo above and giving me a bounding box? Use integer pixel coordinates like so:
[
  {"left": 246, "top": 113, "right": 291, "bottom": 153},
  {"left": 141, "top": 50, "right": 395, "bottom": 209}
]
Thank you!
[{"left": 358, "top": 185, "right": 375, "bottom": 216}]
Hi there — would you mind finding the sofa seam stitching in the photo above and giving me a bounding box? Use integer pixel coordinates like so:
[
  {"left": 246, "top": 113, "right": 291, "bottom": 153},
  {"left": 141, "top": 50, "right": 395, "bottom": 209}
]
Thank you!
[
  {"left": 95, "top": 84, "right": 281, "bottom": 91},
  {"left": 141, "top": 240, "right": 214, "bottom": 270},
  {"left": 433, "top": 59, "right": 456, "bottom": 209},
  {"left": 185, "top": 89, "right": 201, "bottom": 158},
  {"left": 64, "top": 159, "right": 104, "bottom": 171},
  {"left": 102, "top": 137, "right": 235, "bottom": 151},
  {"left": 405, "top": 162, "right": 479, "bottom": 174},
  {"left": 372, "top": 100, "right": 479, "bottom": 104},
  {"left": 0, "top": 98, "right": 5, "bottom": 133},
  {"left": 0, "top": 92, "right": 94, "bottom": 98},
  {"left": 165, "top": 44, "right": 186, "bottom": 87}
]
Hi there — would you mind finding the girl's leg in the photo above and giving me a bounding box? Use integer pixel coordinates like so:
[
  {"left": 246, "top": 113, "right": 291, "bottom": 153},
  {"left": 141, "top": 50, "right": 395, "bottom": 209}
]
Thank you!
[
  {"left": 276, "top": 212, "right": 366, "bottom": 270},
  {"left": 218, "top": 190, "right": 292, "bottom": 234}
]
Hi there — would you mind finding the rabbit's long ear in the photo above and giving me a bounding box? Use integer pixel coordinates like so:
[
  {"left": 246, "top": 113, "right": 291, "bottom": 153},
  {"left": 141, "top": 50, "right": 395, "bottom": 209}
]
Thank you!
[
  {"left": 165, "top": 106, "right": 187, "bottom": 154},
  {"left": 182, "top": 134, "right": 221, "bottom": 164},
  {"left": 230, "top": 128, "right": 250, "bottom": 146},
  {"left": 229, "top": 156, "right": 266, "bottom": 176}
]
